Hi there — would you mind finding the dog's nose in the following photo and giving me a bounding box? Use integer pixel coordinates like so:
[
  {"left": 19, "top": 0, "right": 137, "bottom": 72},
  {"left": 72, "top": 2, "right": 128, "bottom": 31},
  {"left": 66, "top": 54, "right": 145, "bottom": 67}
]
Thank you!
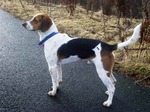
[{"left": 22, "top": 23, "right": 27, "bottom": 27}]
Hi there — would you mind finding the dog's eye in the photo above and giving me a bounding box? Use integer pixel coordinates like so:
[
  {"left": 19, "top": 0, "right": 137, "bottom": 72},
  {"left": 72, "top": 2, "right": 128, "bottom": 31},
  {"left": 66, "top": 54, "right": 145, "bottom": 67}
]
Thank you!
[{"left": 34, "top": 18, "right": 39, "bottom": 23}]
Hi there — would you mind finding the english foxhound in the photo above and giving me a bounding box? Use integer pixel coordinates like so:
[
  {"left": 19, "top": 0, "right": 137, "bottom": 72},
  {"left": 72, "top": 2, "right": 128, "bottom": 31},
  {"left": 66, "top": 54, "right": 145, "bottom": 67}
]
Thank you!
[{"left": 22, "top": 13, "right": 141, "bottom": 107}]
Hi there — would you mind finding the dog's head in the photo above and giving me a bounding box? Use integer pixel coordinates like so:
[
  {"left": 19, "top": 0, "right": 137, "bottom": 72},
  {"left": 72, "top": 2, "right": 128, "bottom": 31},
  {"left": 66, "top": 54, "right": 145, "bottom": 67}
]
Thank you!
[{"left": 22, "top": 13, "right": 52, "bottom": 32}]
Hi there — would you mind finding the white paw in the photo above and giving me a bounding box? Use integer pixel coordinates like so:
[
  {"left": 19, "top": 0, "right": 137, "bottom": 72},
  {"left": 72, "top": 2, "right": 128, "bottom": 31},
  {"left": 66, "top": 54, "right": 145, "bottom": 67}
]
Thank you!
[
  {"left": 105, "top": 91, "right": 109, "bottom": 96},
  {"left": 48, "top": 91, "right": 56, "bottom": 96},
  {"left": 103, "top": 100, "right": 112, "bottom": 107}
]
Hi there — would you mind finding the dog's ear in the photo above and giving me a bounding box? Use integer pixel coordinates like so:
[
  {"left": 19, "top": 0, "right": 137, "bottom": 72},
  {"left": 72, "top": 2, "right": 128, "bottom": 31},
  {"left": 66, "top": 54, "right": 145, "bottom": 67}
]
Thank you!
[{"left": 40, "top": 14, "right": 52, "bottom": 32}]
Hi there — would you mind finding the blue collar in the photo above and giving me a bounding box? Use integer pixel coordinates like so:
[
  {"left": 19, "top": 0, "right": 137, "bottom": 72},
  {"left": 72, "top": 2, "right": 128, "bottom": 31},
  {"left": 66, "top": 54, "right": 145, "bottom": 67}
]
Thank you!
[{"left": 38, "top": 32, "right": 58, "bottom": 45}]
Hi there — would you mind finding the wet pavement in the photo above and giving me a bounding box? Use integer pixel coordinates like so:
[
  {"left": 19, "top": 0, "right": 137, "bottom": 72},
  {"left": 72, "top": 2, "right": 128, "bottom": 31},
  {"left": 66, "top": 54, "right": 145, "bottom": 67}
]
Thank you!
[{"left": 0, "top": 9, "right": 150, "bottom": 112}]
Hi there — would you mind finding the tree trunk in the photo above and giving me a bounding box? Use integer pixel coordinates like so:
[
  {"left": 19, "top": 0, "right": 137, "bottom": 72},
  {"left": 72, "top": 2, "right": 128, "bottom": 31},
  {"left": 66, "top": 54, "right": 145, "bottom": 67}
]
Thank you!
[{"left": 101, "top": 0, "right": 113, "bottom": 15}]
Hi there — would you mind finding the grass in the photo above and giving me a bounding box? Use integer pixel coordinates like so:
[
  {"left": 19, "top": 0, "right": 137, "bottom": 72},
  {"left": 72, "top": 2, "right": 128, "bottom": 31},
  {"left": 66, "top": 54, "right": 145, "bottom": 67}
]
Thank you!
[{"left": 0, "top": 0, "right": 149, "bottom": 87}]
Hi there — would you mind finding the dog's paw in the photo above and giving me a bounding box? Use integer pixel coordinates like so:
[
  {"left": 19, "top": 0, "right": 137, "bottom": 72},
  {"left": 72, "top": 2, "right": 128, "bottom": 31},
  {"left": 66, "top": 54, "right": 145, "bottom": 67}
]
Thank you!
[
  {"left": 48, "top": 91, "right": 56, "bottom": 96},
  {"left": 103, "top": 100, "right": 112, "bottom": 107},
  {"left": 105, "top": 91, "right": 109, "bottom": 96}
]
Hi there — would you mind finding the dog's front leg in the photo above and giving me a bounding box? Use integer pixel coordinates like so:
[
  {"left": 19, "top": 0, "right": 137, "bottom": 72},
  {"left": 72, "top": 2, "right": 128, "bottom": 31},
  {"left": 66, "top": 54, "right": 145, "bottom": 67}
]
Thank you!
[
  {"left": 57, "top": 64, "right": 62, "bottom": 83},
  {"left": 48, "top": 65, "right": 59, "bottom": 96}
]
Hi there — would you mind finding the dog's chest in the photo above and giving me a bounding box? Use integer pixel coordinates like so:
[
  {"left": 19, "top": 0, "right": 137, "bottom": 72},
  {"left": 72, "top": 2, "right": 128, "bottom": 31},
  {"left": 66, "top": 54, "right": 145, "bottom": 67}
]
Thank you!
[{"left": 44, "top": 34, "right": 72, "bottom": 58}]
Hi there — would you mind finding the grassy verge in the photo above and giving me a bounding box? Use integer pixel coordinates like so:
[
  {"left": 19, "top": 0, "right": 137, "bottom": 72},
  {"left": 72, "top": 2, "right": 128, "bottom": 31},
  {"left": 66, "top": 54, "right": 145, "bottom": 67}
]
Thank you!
[{"left": 0, "top": 0, "right": 149, "bottom": 87}]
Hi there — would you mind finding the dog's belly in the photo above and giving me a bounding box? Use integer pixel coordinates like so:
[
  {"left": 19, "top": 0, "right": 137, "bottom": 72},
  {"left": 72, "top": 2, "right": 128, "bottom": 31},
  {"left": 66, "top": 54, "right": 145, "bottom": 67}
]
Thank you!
[{"left": 58, "top": 55, "right": 80, "bottom": 64}]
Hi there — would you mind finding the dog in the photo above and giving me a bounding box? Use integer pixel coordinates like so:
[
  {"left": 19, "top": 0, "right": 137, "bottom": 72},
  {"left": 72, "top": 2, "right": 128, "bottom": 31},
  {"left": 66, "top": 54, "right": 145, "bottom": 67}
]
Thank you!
[{"left": 22, "top": 13, "right": 141, "bottom": 107}]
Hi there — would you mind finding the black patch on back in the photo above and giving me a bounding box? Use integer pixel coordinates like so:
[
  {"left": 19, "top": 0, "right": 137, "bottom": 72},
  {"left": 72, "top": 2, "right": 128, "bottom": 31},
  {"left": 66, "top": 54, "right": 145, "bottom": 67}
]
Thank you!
[
  {"left": 101, "top": 42, "right": 117, "bottom": 52},
  {"left": 57, "top": 38, "right": 117, "bottom": 60}
]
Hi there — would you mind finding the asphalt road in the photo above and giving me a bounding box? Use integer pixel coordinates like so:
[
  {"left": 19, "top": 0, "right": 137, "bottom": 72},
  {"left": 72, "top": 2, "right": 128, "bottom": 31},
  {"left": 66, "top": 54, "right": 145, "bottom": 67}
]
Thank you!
[{"left": 0, "top": 9, "right": 150, "bottom": 112}]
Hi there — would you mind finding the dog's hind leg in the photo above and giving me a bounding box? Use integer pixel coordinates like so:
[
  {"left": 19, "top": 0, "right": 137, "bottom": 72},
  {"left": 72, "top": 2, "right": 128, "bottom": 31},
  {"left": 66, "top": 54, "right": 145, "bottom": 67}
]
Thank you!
[
  {"left": 93, "top": 60, "right": 115, "bottom": 107},
  {"left": 105, "top": 73, "right": 116, "bottom": 96},
  {"left": 48, "top": 65, "right": 59, "bottom": 96},
  {"left": 110, "top": 73, "right": 117, "bottom": 86},
  {"left": 92, "top": 44, "right": 115, "bottom": 107}
]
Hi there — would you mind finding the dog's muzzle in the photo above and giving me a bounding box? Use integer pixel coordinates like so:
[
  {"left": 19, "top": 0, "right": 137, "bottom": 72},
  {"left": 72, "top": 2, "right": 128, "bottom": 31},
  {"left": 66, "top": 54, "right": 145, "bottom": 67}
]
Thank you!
[{"left": 22, "top": 22, "right": 35, "bottom": 31}]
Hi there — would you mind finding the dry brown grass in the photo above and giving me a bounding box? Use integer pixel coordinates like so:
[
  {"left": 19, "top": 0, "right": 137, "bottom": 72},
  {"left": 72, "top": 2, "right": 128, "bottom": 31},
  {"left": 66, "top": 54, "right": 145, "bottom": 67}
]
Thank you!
[{"left": 0, "top": 0, "right": 149, "bottom": 87}]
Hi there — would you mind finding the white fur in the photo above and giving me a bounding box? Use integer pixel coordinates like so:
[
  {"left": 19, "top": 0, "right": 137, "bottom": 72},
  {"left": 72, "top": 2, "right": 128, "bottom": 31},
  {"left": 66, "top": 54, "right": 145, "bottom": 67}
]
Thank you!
[
  {"left": 24, "top": 15, "right": 141, "bottom": 107},
  {"left": 92, "top": 44, "right": 115, "bottom": 107},
  {"left": 37, "top": 22, "right": 115, "bottom": 107},
  {"left": 117, "top": 24, "right": 141, "bottom": 49},
  {"left": 26, "top": 21, "right": 33, "bottom": 30},
  {"left": 58, "top": 55, "right": 80, "bottom": 64}
]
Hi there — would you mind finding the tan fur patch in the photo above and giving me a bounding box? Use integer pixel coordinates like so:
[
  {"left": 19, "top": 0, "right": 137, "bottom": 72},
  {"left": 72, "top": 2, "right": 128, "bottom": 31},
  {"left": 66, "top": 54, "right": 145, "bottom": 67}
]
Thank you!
[
  {"left": 31, "top": 13, "right": 52, "bottom": 32},
  {"left": 100, "top": 51, "right": 114, "bottom": 77}
]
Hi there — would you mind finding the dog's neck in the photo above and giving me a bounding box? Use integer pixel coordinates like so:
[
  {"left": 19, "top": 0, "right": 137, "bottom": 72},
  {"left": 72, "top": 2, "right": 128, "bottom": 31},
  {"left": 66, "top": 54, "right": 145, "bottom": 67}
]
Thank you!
[{"left": 38, "top": 20, "right": 58, "bottom": 41}]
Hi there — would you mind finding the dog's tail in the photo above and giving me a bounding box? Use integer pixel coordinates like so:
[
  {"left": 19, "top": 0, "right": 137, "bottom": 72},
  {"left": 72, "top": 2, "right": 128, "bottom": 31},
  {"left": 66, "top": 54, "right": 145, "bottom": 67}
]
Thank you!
[{"left": 117, "top": 23, "right": 142, "bottom": 49}]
